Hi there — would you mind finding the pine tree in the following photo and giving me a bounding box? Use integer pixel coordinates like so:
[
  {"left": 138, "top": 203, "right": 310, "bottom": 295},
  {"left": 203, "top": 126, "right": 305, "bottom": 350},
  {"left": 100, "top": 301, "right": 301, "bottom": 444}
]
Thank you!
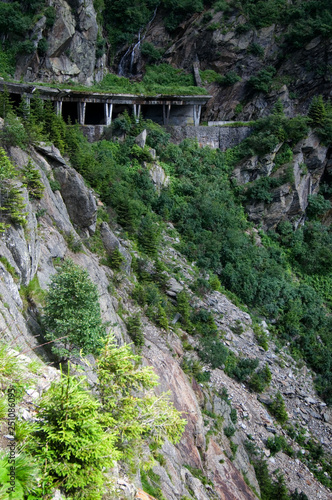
[
  {"left": 138, "top": 213, "right": 160, "bottom": 256},
  {"left": 22, "top": 159, "right": 45, "bottom": 199},
  {"left": 0, "top": 148, "right": 27, "bottom": 232},
  {"left": 273, "top": 98, "right": 284, "bottom": 116},
  {"left": 308, "top": 95, "right": 326, "bottom": 127},
  {"left": 43, "top": 259, "right": 106, "bottom": 358}
]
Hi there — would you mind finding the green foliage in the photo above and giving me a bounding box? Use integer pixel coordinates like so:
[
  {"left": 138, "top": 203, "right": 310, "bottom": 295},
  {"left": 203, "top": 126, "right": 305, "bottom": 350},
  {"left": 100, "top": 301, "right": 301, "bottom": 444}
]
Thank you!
[
  {"left": 230, "top": 408, "right": 237, "bottom": 424},
  {"left": 308, "top": 95, "right": 327, "bottom": 127},
  {"left": 227, "top": 357, "right": 259, "bottom": 382},
  {"left": 140, "top": 469, "right": 166, "bottom": 499},
  {"left": 269, "top": 391, "right": 288, "bottom": 424},
  {"left": 0, "top": 112, "right": 29, "bottom": 148},
  {"left": 266, "top": 435, "right": 293, "bottom": 456},
  {"left": 43, "top": 259, "right": 106, "bottom": 358},
  {"left": 0, "top": 147, "right": 27, "bottom": 232},
  {"left": 198, "top": 336, "right": 229, "bottom": 369},
  {"left": 306, "top": 194, "right": 331, "bottom": 219},
  {"left": 273, "top": 98, "right": 285, "bottom": 117},
  {"left": 20, "top": 274, "right": 46, "bottom": 310},
  {"left": 248, "top": 363, "right": 272, "bottom": 392},
  {"left": 0, "top": 256, "right": 19, "bottom": 281},
  {"left": 64, "top": 231, "right": 83, "bottom": 253},
  {"left": 253, "top": 323, "right": 269, "bottom": 350},
  {"left": 0, "top": 452, "right": 40, "bottom": 499},
  {"left": 181, "top": 357, "right": 211, "bottom": 382},
  {"left": 126, "top": 313, "right": 145, "bottom": 347},
  {"left": 252, "top": 457, "right": 291, "bottom": 500},
  {"left": 138, "top": 213, "right": 161, "bottom": 256},
  {"left": 224, "top": 425, "right": 236, "bottom": 437},
  {"left": 219, "top": 71, "right": 241, "bottom": 86},
  {"left": 97, "top": 334, "right": 186, "bottom": 455},
  {"left": 141, "top": 41, "right": 162, "bottom": 62},
  {"left": 93, "top": 65, "right": 207, "bottom": 95},
  {"left": 107, "top": 247, "right": 125, "bottom": 270},
  {"left": 199, "top": 69, "right": 221, "bottom": 84},
  {"left": 184, "top": 465, "right": 213, "bottom": 487},
  {"left": 239, "top": 0, "right": 287, "bottom": 28},
  {"left": 22, "top": 159, "right": 45, "bottom": 199},
  {"left": 249, "top": 66, "right": 277, "bottom": 94},
  {"left": 37, "top": 37, "right": 48, "bottom": 56},
  {"left": 248, "top": 42, "right": 264, "bottom": 57},
  {"left": 30, "top": 370, "right": 119, "bottom": 499}
]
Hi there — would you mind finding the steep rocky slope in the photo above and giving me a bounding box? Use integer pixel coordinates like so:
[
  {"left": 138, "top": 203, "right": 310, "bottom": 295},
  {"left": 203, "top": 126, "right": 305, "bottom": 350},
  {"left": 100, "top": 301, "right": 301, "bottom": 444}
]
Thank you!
[{"left": 1, "top": 137, "right": 332, "bottom": 499}]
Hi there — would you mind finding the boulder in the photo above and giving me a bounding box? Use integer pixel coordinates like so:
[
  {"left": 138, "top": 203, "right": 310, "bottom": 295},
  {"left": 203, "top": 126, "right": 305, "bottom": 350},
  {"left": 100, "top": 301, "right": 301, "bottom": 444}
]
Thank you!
[
  {"left": 135, "top": 130, "right": 147, "bottom": 148},
  {"left": 53, "top": 164, "right": 97, "bottom": 234}
]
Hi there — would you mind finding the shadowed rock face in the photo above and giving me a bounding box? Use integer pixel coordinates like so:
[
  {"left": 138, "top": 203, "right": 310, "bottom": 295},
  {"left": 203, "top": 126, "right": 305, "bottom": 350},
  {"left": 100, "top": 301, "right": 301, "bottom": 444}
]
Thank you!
[{"left": 15, "top": 0, "right": 99, "bottom": 85}]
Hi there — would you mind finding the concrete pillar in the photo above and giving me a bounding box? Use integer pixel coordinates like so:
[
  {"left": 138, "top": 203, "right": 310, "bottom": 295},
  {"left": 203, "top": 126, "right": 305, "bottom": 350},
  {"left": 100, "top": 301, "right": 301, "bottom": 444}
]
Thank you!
[
  {"left": 78, "top": 101, "right": 86, "bottom": 125},
  {"left": 21, "top": 93, "right": 30, "bottom": 118},
  {"left": 194, "top": 104, "right": 202, "bottom": 126},
  {"left": 105, "top": 103, "right": 113, "bottom": 126},
  {"left": 163, "top": 104, "right": 171, "bottom": 125},
  {"left": 55, "top": 100, "right": 63, "bottom": 116}
]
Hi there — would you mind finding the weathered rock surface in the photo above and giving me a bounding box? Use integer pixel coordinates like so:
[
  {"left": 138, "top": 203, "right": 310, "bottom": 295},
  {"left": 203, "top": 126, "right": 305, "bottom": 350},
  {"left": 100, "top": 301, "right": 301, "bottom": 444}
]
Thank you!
[
  {"left": 100, "top": 222, "right": 132, "bottom": 273},
  {"left": 232, "top": 131, "right": 329, "bottom": 229},
  {"left": 15, "top": 0, "right": 99, "bottom": 85},
  {"left": 52, "top": 164, "right": 97, "bottom": 234}
]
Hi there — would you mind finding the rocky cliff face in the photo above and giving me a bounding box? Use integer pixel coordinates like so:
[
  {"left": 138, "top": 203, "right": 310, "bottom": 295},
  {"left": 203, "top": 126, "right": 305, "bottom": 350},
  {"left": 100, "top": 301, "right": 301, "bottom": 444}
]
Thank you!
[
  {"left": 1, "top": 140, "right": 332, "bottom": 499},
  {"left": 15, "top": 0, "right": 102, "bottom": 85},
  {"left": 233, "top": 131, "right": 330, "bottom": 229}
]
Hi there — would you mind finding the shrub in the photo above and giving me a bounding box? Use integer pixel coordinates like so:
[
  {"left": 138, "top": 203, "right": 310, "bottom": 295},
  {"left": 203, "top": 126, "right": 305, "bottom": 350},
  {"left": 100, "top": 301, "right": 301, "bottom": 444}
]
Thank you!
[
  {"left": 248, "top": 364, "right": 272, "bottom": 392},
  {"left": 198, "top": 337, "right": 229, "bottom": 369},
  {"left": 306, "top": 194, "right": 331, "bottom": 219},
  {"left": 43, "top": 259, "right": 106, "bottom": 358},
  {"left": 248, "top": 42, "right": 264, "bottom": 57},
  {"left": 138, "top": 213, "right": 161, "bottom": 256},
  {"left": 220, "top": 71, "right": 241, "bottom": 86},
  {"left": 37, "top": 37, "right": 48, "bottom": 56},
  {"left": 249, "top": 66, "right": 276, "bottom": 93},
  {"left": 266, "top": 435, "right": 287, "bottom": 455},
  {"left": 224, "top": 425, "right": 236, "bottom": 437},
  {"left": 141, "top": 41, "right": 162, "bottom": 62},
  {"left": 126, "top": 313, "right": 145, "bottom": 347},
  {"left": 31, "top": 371, "right": 119, "bottom": 500},
  {"left": 0, "top": 452, "right": 40, "bottom": 499},
  {"left": 97, "top": 334, "right": 186, "bottom": 454},
  {"left": 108, "top": 247, "right": 124, "bottom": 270},
  {"left": 22, "top": 159, "right": 44, "bottom": 199},
  {"left": 308, "top": 95, "right": 326, "bottom": 127},
  {"left": 269, "top": 391, "right": 288, "bottom": 424},
  {"left": 0, "top": 147, "right": 27, "bottom": 232},
  {"left": 227, "top": 357, "right": 259, "bottom": 382}
]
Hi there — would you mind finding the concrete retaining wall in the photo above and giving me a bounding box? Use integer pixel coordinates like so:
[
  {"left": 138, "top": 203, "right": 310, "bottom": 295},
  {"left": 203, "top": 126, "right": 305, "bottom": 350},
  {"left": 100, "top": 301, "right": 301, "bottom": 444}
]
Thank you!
[{"left": 167, "top": 125, "right": 252, "bottom": 150}]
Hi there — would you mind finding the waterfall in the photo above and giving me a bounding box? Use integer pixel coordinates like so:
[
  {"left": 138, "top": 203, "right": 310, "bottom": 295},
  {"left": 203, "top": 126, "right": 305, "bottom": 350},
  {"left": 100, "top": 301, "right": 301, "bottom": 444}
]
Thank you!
[{"left": 117, "top": 6, "right": 158, "bottom": 77}]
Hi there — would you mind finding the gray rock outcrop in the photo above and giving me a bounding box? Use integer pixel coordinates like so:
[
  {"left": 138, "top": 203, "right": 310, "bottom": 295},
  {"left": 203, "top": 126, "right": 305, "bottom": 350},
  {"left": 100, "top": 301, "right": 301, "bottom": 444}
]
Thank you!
[
  {"left": 100, "top": 222, "right": 132, "bottom": 273},
  {"left": 15, "top": 0, "right": 99, "bottom": 85}
]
